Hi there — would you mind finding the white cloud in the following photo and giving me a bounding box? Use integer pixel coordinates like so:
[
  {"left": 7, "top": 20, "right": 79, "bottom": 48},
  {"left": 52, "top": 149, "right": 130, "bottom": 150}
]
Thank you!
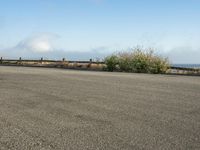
[
  {"left": 17, "top": 33, "right": 60, "bottom": 53},
  {"left": 164, "top": 47, "right": 200, "bottom": 64},
  {"left": 0, "top": 33, "right": 110, "bottom": 60}
]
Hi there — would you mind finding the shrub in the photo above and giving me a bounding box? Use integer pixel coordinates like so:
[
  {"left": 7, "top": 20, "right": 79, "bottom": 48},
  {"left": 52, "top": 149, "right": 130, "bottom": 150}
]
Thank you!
[
  {"left": 105, "top": 48, "right": 169, "bottom": 74},
  {"left": 128, "top": 49, "right": 150, "bottom": 73},
  {"left": 118, "top": 52, "right": 133, "bottom": 72},
  {"left": 148, "top": 56, "right": 169, "bottom": 74},
  {"left": 104, "top": 55, "right": 119, "bottom": 71}
]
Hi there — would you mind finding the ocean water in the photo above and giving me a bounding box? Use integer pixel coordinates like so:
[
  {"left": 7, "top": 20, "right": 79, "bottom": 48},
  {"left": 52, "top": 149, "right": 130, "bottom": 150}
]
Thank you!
[{"left": 172, "top": 64, "right": 200, "bottom": 69}]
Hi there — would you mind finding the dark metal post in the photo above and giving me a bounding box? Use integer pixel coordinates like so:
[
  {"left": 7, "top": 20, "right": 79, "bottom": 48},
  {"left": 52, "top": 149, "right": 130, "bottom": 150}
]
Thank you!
[
  {"left": 18, "top": 57, "right": 22, "bottom": 64},
  {"left": 40, "top": 57, "right": 43, "bottom": 64},
  {"left": 0, "top": 57, "right": 2, "bottom": 64},
  {"left": 88, "top": 58, "right": 93, "bottom": 68}
]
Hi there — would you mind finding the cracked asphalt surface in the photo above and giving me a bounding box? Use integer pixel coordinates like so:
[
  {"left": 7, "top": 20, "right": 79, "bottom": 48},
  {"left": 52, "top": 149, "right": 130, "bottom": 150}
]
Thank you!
[{"left": 0, "top": 66, "right": 200, "bottom": 150}]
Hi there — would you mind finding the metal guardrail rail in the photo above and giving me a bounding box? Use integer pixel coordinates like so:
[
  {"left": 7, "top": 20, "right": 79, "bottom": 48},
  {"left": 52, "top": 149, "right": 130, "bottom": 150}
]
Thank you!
[
  {"left": 170, "top": 66, "right": 200, "bottom": 71},
  {"left": 0, "top": 57, "right": 105, "bottom": 64}
]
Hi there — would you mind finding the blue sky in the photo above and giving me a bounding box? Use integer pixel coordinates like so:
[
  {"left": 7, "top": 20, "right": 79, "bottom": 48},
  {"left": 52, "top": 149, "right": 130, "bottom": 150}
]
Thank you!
[{"left": 0, "top": 0, "right": 200, "bottom": 63}]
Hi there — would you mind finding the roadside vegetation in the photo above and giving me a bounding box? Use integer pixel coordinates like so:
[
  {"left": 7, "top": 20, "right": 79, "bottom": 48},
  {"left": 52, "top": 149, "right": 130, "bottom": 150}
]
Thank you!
[
  {"left": 105, "top": 48, "right": 170, "bottom": 74},
  {"left": 2, "top": 48, "right": 199, "bottom": 75}
]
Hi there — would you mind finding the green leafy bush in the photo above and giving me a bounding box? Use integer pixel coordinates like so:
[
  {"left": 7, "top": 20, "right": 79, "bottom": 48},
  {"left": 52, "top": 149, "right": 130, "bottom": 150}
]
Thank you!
[
  {"left": 118, "top": 52, "right": 133, "bottom": 72},
  {"left": 104, "top": 55, "right": 119, "bottom": 71},
  {"left": 105, "top": 48, "right": 169, "bottom": 74}
]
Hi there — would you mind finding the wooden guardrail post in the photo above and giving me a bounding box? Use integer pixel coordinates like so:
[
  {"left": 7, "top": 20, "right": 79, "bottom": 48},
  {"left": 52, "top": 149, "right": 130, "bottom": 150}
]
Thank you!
[
  {"left": 19, "top": 57, "right": 22, "bottom": 64},
  {"left": 41, "top": 57, "right": 43, "bottom": 63},
  {"left": 87, "top": 58, "right": 93, "bottom": 68},
  {"left": 61, "top": 58, "right": 66, "bottom": 68}
]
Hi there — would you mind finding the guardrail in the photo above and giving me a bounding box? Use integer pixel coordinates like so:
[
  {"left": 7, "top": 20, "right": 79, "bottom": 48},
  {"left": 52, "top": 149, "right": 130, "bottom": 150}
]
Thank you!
[
  {"left": 0, "top": 57, "right": 105, "bottom": 64},
  {"left": 170, "top": 66, "right": 200, "bottom": 71},
  {"left": 0, "top": 57, "right": 106, "bottom": 71}
]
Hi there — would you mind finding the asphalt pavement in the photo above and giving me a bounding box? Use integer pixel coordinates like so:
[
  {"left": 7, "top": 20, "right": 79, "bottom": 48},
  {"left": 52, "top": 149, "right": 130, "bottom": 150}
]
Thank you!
[{"left": 0, "top": 66, "right": 200, "bottom": 150}]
